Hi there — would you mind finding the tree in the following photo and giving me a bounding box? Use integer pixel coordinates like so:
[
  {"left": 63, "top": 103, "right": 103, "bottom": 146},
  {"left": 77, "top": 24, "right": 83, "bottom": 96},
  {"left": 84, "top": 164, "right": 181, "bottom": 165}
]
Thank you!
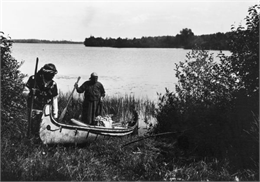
[
  {"left": 175, "top": 49, "right": 239, "bottom": 106},
  {"left": 173, "top": 49, "right": 239, "bottom": 157},
  {"left": 226, "top": 4, "right": 259, "bottom": 97},
  {"left": 221, "top": 5, "right": 259, "bottom": 169},
  {"left": 175, "top": 28, "right": 195, "bottom": 48}
]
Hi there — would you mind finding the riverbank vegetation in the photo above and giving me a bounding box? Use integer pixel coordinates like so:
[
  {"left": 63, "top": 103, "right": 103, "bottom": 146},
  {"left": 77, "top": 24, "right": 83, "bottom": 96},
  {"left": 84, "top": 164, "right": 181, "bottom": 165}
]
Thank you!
[
  {"left": 153, "top": 4, "right": 259, "bottom": 180},
  {"left": 1, "top": 4, "right": 259, "bottom": 181}
]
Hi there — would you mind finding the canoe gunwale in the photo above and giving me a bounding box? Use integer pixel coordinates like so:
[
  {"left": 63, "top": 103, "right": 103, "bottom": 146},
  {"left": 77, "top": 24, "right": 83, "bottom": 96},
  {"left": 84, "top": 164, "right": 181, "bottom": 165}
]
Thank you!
[{"left": 43, "top": 104, "right": 138, "bottom": 135}]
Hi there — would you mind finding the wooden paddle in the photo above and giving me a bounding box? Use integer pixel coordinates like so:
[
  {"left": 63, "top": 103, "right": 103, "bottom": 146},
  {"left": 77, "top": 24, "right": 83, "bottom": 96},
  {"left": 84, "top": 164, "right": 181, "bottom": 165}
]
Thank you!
[
  {"left": 59, "top": 76, "right": 81, "bottom": 123},
  {"left": 27, "top": 57, "right": 39, "bottom": 137}
]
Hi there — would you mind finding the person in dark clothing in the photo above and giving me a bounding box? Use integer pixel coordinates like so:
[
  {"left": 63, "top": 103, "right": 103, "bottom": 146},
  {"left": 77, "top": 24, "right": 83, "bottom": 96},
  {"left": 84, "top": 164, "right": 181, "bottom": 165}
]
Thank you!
[
  {"left": 25, "top": 63, "right": 58, "bottom": 135},
  {"left": 74, "top": 72, "right": 105, "bottom": 125}
]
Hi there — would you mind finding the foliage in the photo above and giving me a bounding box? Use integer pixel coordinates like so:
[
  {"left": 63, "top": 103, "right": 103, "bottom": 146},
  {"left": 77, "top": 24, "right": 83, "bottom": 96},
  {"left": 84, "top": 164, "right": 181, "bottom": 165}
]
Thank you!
[
  {"left": 219, "top": 5, "right": 259, "bottom": 169},
  {"left": 227, "top": 4, "right": 259, "bottom": 97},
  {"left": 155, "top": 49, "right": 239, "bottom": 158},
  {"left": 154, "top": 4, "right": 259, "bottom": 177},
  {"left": 175, "top": 28, "right": 195, "bottom": 49},
  {"left": 155, "top": 89, "right": 181, "bottom": 133},
  {"left": 175, "top": 49, "right": 239, "bottom": 105},
  {"left": 1, "top": 32, "right": 27, "bottom": 138}
]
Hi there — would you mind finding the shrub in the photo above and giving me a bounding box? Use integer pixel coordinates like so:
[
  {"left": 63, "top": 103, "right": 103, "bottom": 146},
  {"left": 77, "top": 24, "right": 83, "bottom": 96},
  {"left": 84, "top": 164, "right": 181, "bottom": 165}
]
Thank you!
[
  {"left": 154, "top": 4, "right": 259, "bottom": 175},
  {"left": 219, "top": 4, "right": 259, "bottom": 170},
  {"left": 227, "top": 4, "right": 259, "bottom": 97},
  {"left": 155, "top": 49, "right": 237, "bottom": 159},
  {"left": 1, "top": 32, "right": 29, "bottom": 181},
  {"left": 1, "top": 32, "right": 27, "bottom": 138}
]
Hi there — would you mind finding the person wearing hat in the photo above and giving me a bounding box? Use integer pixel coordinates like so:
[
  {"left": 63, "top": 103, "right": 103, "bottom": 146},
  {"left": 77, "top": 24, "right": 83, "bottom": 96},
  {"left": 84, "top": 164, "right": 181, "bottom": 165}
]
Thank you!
[
  {"left": 25, "top": 63, "right": 59, "bottom": 135},
  {"left": 74, "top": 72, "right": 105, "bottom": 125}
]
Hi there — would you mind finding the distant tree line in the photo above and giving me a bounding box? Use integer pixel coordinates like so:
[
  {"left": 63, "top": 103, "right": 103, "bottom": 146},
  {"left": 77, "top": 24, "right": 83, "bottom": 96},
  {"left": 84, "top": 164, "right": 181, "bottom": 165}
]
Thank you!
[
  {"left": 84, "top": 28, "right": 234, "bottom": 50},
  {"left": 13, "top": 39, "right": 82, "bottom": 44}
]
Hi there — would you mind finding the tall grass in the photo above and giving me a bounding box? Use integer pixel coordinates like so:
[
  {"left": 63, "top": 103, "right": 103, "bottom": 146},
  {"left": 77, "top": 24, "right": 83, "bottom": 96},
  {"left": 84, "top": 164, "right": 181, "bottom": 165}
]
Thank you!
[{"left": 58, "top": 91, "right": 156, "bottom": 125}]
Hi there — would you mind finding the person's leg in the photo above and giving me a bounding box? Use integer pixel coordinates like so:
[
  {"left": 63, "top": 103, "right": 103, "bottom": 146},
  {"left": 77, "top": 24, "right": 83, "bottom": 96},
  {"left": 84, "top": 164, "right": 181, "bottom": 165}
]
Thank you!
[{"left": 31, "top": 110, "right": 42, "bottom": 137}]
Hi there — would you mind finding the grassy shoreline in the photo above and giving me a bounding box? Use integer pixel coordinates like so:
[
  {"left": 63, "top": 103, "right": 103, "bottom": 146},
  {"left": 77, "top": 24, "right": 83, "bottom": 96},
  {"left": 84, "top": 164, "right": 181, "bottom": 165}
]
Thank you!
[{"left": 1, "top": 92, "right": 258, "bottom": 181}]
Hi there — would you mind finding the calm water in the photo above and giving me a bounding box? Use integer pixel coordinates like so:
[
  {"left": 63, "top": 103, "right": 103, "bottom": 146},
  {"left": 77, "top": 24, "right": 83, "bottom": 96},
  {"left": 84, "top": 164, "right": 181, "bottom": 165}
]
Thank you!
[{"left": 12, "top": 43, "right": 226, "bottom": 101}]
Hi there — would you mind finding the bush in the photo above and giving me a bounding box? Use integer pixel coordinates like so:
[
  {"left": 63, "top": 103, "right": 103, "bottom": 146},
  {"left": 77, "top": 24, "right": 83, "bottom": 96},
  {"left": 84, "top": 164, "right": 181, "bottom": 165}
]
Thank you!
[
  {"left": 155, "top": 49, "right": 237, "bottom": 158},
  {"left": 1, "top": 32, "right": 29, "bottom": 181},
  {"left": 154, "top": 4, "right": 259, "bottom": 175},
  {"left": 227, "top": 4, "right": 259, "bottom": 96},
  {"left": 218, "top": 4, "right": 259, "bottom": 170},
  {"left": 1, "top": 32, "right": 27, "bottom": 138}
]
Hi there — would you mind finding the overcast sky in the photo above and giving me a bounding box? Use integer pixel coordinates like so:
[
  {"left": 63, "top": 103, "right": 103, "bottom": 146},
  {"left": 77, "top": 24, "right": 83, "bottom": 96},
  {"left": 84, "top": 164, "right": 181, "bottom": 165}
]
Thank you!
[{"left": 1, "top": 0, "right": 257, "bottom": 41}]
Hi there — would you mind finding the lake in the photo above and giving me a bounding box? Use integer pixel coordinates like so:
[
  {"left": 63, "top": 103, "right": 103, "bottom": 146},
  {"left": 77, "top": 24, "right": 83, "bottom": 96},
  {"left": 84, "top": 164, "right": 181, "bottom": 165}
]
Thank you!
[{"left": 12, "top": 43, "right": 227, "bottom": 102}]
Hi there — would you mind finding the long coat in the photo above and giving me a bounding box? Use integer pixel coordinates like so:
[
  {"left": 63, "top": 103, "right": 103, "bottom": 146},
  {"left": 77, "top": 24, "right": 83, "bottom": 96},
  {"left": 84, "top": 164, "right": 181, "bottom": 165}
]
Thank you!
[{"left": 76, "top": 80, "right": 105, "bottom": 125}]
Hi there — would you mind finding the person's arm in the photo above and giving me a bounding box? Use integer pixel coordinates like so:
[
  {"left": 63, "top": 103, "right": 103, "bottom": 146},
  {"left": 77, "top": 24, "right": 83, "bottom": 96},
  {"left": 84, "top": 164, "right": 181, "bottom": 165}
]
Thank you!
[
  {"left": 26, "top": 75, "right": 47, "bottom": 97},
  {"left": 25, "top": 76, "right": 39, "bottom": 96},
  {"left": 42, "top": 81, "right": 58, "bottom": 99},
  {"left": 101, "top": 83, "right": 105, "bottom": 97},
  {"left": 75, "top": 82, "right": 85, "bottom": 93}
]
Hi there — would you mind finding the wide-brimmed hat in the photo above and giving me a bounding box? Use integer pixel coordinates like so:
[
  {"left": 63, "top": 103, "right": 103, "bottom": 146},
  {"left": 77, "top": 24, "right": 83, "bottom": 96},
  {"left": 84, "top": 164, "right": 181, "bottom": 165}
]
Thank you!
[{"left": 42, "top": 63, "right": 58, "bottom": 74}]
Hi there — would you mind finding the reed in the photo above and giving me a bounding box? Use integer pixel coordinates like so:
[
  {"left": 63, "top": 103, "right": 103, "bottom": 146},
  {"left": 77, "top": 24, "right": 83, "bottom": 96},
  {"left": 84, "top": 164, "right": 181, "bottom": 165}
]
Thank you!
[{"left": 58, "top": 91, "right": 155, "bottom": 125}]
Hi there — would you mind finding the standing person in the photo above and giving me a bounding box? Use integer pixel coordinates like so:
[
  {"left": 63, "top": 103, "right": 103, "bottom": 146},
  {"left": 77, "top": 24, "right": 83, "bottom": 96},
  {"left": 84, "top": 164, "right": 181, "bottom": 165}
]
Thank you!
[
  {"left": 25, "top": 63, "right": 58, "bottom": 136},
  {"left": 74, "top": 72, "right": 105, "bottom": 125}
]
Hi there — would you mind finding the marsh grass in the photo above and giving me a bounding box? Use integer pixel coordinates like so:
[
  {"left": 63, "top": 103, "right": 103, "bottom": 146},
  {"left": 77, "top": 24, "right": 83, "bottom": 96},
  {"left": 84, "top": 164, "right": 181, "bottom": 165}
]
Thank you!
[
  {"left": 58, "top": 91, "right": 156, "bottom": 125},
  {"left": 1, "top": 92, "right": 258, "bottom": 181}
]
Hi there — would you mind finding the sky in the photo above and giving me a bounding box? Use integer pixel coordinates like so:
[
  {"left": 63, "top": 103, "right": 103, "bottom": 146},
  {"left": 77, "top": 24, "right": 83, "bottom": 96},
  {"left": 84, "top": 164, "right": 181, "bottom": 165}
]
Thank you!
[{"left": 0, "top": 0, "right": 258, "bottom": 41}]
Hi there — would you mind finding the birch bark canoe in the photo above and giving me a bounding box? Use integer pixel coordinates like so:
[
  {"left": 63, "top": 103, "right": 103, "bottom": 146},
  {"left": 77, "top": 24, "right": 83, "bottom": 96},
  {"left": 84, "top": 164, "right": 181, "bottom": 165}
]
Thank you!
[{"left": 39, "top": 104, "right": 139, "bottom": 144}]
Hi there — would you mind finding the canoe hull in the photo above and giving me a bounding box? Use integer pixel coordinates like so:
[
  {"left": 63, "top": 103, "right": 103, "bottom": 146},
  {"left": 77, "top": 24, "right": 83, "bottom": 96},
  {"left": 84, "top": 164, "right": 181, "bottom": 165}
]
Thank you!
[{"left": 39, "top": 104, "right": 138, "bottom": 144}]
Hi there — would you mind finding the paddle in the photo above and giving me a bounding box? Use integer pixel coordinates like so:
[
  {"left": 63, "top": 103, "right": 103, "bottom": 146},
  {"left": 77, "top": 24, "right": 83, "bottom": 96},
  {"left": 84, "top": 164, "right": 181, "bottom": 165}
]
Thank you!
[
  {"left": 27, "top": 57, "right": 39, "bottom": 137},
  {"left": 59, "top": 76, "right": 81, "bottom": 123}
]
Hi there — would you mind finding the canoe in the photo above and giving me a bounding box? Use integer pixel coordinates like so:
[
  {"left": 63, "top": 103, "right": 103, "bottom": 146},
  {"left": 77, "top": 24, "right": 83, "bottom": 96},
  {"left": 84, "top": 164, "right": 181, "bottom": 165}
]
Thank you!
[{"left": 39, "top": 104, "right": 139, "bottom": 144}]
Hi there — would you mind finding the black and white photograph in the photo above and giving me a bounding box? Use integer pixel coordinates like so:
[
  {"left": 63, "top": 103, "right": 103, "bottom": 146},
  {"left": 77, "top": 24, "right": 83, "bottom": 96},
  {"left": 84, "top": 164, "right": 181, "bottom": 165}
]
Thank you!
[{"left": 1, "top": 0, "right": 259, "bottom": 181}]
